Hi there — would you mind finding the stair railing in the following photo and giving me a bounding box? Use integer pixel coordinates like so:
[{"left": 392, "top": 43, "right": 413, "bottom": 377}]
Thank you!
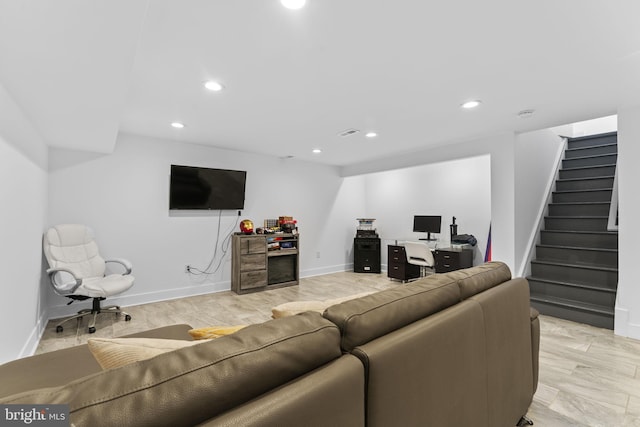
[{"left": 607, "top": 160, "right": 619, "bottom": 231}]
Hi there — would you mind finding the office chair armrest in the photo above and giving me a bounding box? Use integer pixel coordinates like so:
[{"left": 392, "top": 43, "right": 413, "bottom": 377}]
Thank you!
[
  {"left": 46, "top": 268, "right": 82, "bottom": 294},
  {"left": 105, "top": 258, "right": 133, "bottom": 275}
]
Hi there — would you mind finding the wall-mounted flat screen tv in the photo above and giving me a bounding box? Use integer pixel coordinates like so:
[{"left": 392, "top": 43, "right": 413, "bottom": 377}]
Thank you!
[{"left": 169, "top": 165, "right": 247, "bottom": 210}]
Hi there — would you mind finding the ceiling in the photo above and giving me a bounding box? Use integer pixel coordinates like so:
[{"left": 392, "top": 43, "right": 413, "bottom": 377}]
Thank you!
[{"left": 1, "top": 1, "right": 639, "bottom": 168}]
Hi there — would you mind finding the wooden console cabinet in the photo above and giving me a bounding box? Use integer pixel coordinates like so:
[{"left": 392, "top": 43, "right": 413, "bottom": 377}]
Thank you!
[
  {"left": 387, "top": 244, "right": 420, "bottom": 282},
  {"left": 231, "top": 234, "right": 299, "bottom": 294},
  {"left": 433, "top": 247, "right": 473, "bottom": 273}
]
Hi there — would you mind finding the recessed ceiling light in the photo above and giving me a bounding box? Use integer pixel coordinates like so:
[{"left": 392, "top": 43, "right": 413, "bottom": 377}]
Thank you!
[
  {"left": 204, "top": 80, "right": 223, "bottom": 92},
  {"left": 171, "top": 122, "right": 185, "bottom": 129},
  {"left": 281, "top": 0, "right": 306, "bottom": 10},
  {"left": 461, "top": 100, "right": 482, "bottom": 109},
  {"left": 312, "top": 148, "right": 322, "bottom": 154},
  {"left": 365, "top": 132, "right": 378, "bottom": 138}
]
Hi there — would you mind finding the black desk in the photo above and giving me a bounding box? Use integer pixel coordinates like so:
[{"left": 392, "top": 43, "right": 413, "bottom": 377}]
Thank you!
[
  {"left": 433, "top": 247, "right": 473, "bottom": 273},
  {"left": 387, "top": 245, "right": 420, "bottom": 282}
]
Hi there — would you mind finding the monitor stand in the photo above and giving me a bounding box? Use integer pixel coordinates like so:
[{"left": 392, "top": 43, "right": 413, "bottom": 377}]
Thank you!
[{"left": 419, "top": 232, "right": 437, "bottom": 241}]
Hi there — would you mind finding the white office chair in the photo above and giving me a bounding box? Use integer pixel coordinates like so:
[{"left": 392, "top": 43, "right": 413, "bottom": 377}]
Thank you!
[
  {"left": 404, "top": 241, "right": 435, "bottom": 277},
  {"left": 43, "top": 224, "right": 134, "bottom": 334}
]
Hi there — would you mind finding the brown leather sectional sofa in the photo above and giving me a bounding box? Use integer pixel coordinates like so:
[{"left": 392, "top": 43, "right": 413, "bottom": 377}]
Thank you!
[{"left": 0, "top": 261, "right": 539, "bottom": 426}]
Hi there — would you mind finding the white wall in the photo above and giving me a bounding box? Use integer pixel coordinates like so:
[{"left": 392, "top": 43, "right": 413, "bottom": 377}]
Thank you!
[
  {"left": 615, "top": 106, "right": 640, "bottom": 340},
  {"left": 514, "top": 129, "right": 565, "bottom": 276},
  {"left": 551, "top": 115, "right": 617, "bottom": 138},
  {"left": 0, "top": 84, "right": 48, "bottom": 363},
  {"left": 47, "top": 133, "right": 365, "bottom": 318},
  {"left": 362, "top": 156, "right": 491, "bottom": 266}
]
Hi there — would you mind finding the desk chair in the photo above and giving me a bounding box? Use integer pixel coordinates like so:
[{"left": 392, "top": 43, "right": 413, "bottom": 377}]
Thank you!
[
  {"left": 43, "top": 224, "right": 135, "bottom": 334},
  {"left": 404, "top": 241, "right": 435, "bottom": 277}
]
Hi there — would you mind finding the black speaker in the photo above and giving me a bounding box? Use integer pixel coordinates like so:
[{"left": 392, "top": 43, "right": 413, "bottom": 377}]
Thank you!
[{"left": 354, "top": 237, "right": 381, "bottom": 273}]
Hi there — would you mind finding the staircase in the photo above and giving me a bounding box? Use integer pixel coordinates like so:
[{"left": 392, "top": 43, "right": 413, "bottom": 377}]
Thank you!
[{"left": 528, "top": 131, "right": 618, "bottom": 329}]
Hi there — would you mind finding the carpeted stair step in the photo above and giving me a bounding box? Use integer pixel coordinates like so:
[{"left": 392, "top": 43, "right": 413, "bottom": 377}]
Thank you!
[
  {"left": 548, "top": 202, "right": 611, "bottom": 217},
  {"left": 562, "top": 153, "right": 617, "bottom": 169},
  {"left": 528, "top": 277, "right": 617, "bottom": 308},
  {"left": 566, "top": 131, "right": 617, "bottom": 149},
  {"left": 552, "top": 189, "right": 612, "bottom": 203},
  {"left": 544, "top": 216, "right": 609, "bottom": 232},
  {"left": 530, "top": 260, "right": 618, "bottom": 289},
  {"left": 555, "top": 176, "right": 614, "bottom": 192},
  {"left": 535, "top": 244, "right": 617, "bottom": 268},
  {"left": 559, "top": 164, "right": 616, "bottom": 180},
  {"left": 564, "top": 143, "right": 617, "bottom": 159},
  {"left": 530, "top": 296, "right": 614, "bottom": 330},
  {"left": 539, "top": 230, "right": 618, "bottom": 249}
]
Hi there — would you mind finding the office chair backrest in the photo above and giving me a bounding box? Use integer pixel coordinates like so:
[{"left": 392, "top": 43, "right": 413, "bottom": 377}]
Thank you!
[
  {"left": 404, "top": 241, "right": 435, "bottom": 266},
  {"left": 43, "top": 224, "right": 106, "bottom": 279}
]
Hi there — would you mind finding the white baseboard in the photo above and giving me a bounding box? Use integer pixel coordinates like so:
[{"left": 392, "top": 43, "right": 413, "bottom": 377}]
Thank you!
[
  {"left": 301, "top": 263, "right": 353, "bottom": 278},
  {"left": 47, "top": 280, "right": 231, "bottom": 320},
  {"left": 615, "top": 306, "right": 640, "bottom": 340},
  {"left": 19, "top": 309, "right": 49, "bottom": 359}
]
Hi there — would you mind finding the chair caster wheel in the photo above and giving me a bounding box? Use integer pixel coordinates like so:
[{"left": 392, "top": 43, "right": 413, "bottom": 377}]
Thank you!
[
  {"left": 56, "top": 325, "right": 63, "bottom": 333},
  {"left": 125, "top": 314, "right": 132, "bottom": 321},
  {"left": 88, "top": 327, "right": 96, "bottom": 334}
]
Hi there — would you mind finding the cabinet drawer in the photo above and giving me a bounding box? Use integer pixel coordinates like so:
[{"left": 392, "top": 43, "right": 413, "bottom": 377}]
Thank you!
[
  {"left": 436, "top": 254, "right": 461, "bottom": 268},
  {"left": 436, "top": 262, "right": 460, "bottom": 273},
  {"left": 434, "top": 249, "right": 472, "bottom": 273},
  {"left": 389, "top": 263, "right": 407, "bottom": 275},
  {"left": 240, "top": 254, "right": 267, "bottom": 271},
  {"left": 241, "top": 237, "right": 266, "bottom": 255},
  {"left": 388, "top": 245, "right": 407, "bottom": 262},
  {"left": 240, "top": 270, "right": 267, "bottom": 289}
]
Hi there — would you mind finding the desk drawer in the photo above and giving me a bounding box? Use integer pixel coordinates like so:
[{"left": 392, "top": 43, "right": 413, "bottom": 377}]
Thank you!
[{"left": 434, "top": 249, "right": 472, "bottom": 273}]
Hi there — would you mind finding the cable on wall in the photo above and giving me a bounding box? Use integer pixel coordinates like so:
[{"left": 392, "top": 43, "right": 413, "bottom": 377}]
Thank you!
[{"left": 187, "top": 211, "right": 240, "bottom": 276}]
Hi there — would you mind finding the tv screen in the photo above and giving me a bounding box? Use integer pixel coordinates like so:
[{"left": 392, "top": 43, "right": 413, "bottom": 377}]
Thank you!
[
  {"left": 412, "top": 215, "right": 442, "bottom": 233},
  {"left": 169, "top": 165, "right": 246, "bottom": 210}
]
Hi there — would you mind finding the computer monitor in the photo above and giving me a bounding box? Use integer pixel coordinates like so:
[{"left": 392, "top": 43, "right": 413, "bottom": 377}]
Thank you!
[{"left": 412, "top": 215, "right": 441, "bottom": 241}]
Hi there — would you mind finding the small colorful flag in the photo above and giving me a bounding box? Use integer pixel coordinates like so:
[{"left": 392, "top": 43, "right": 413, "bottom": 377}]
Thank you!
[{"left": 484, "top": 224, "right": 492, "bottom": 262}]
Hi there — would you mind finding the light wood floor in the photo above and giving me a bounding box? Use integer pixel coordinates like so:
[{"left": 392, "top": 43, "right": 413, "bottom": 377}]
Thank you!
[{"left": 37, "top": 271, "right": 640, "bottom": 426}]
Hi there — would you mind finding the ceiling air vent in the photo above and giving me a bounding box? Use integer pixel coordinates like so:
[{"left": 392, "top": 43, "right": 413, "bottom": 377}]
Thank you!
[
  {"left": 517, "top": 109, "right": 535, "bottom": 119},
  {"left": 338, "top": 128, "right": 360, "bottom": 137}
]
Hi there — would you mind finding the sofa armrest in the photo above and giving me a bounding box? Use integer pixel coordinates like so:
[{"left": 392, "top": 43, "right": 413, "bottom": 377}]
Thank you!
[{"left": 0, "top": 324, "right": 193, "bottom": 399}]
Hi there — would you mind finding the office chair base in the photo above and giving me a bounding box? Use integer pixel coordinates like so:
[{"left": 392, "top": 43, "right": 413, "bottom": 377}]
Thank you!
[{"left": 55, "top": 298, "right": 131, "bottom": 334}]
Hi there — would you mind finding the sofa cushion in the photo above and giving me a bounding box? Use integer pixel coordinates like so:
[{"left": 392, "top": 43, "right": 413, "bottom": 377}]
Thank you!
[
  {"left": 87, "top": 337, "right": 205, "bottom": 369},
  {"left": 201, "top": 355, "right": 365, "bottom": 427},
  {"left": 0, "top": 312, "right": 342, "bottom": 427},
  {"left": 323, "top": 275, "right": 461, "bottom": 352},
  {"left": 352, "top": 300, "right": 489, "bottom": 426},
  {"left": 448, "top": 261, "right": 512, "bottom": 299}
]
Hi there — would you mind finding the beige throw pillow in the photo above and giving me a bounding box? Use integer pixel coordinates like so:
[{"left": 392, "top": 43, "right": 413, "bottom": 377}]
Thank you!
[
  {"left": 271, "top": 291, "right": 375, "bottom": 318},
  {"left": 188, "top": 325, "right": 247, "bottom": 340},
  {"left": 87, "top": 337, "right": 203, "bottom": 370}
]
